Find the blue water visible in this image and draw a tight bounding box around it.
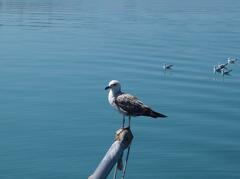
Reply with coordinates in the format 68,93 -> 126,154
1,0 -> 240,178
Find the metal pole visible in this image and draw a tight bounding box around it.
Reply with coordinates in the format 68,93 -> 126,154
89,128 -> 133,179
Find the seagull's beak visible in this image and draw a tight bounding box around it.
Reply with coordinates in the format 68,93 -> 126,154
105,86 -> 110,90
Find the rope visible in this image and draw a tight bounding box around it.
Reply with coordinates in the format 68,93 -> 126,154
122,120 -> 132,179
112,162 -> 118,179
121,144 -> 131,179
113,126 -> 133,179
112,143 -> 131,179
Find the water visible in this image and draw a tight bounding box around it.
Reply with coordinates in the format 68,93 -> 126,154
1,0 -> 240,178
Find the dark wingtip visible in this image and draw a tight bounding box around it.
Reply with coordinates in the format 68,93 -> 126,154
142,108 -> 167,118
158,113 -> 167,118
149,110 -> 167,118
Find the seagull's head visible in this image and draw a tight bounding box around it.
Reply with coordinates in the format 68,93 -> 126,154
105,80 -> 121,94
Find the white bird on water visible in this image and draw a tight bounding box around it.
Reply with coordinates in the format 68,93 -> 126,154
227,57 -> 238,64
213,63 -> 228,74
105,80 -> 167,128
163,64 -> 173,70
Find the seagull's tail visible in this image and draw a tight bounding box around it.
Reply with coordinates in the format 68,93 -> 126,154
143,108 -> 167,118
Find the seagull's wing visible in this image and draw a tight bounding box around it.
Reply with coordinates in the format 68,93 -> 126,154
115,93 -> 147,116
115,93 -> 167,118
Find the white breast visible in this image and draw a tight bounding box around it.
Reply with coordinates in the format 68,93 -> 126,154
108,90 -> 118,110
108,91 -> 114,104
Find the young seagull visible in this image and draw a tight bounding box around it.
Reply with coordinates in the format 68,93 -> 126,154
105,80 -> 167,128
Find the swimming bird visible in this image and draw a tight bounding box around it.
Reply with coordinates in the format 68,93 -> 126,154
105,80 -> 167,128
163,64 -> 173,70
227,57 -> 238,64
214,62 -> 228,74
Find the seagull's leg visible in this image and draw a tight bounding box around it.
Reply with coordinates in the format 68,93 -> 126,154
128,116 -> 131,128
122,115 -> 125,128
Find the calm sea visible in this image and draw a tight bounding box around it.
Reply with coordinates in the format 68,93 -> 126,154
0,0 -> 240,178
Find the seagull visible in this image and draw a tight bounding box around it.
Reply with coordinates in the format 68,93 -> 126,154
214,62 -> 228,74
227,57 -> 238,64
105,80 -> 167,128
163,64 -> 173,70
